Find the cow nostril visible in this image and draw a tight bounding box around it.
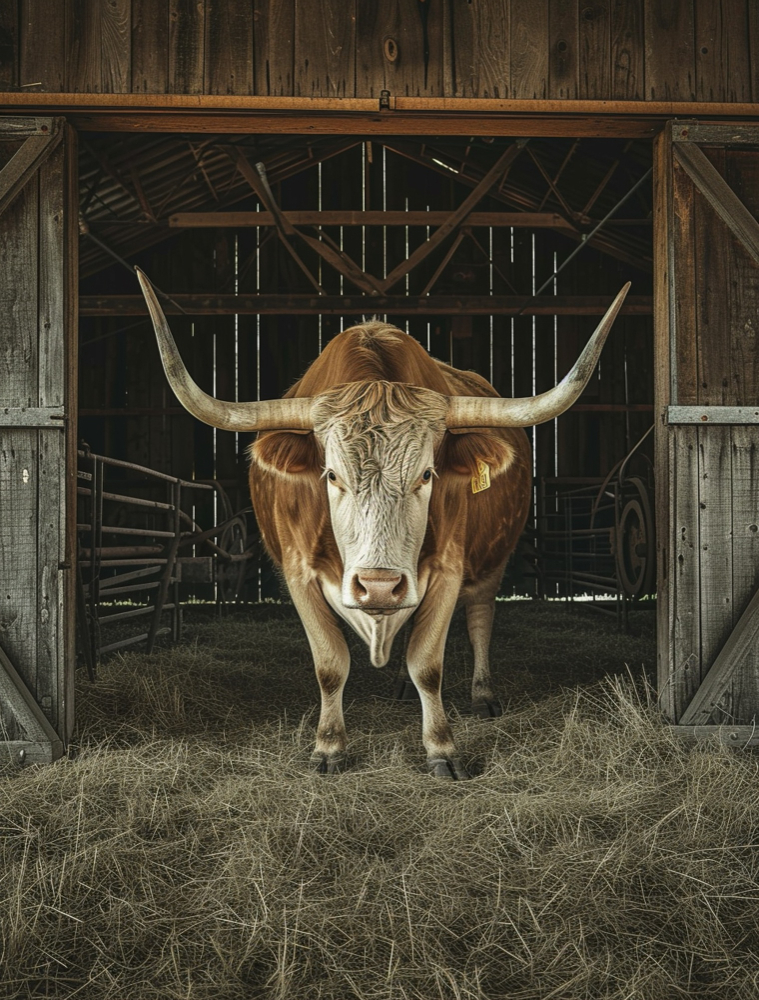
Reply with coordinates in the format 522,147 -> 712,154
392,576 -> 408,601
351,575 -> 368,601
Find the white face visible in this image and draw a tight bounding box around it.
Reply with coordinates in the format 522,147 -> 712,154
320,426 -> 438,611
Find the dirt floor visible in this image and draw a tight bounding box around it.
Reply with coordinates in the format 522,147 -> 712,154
3,599 -> 759,999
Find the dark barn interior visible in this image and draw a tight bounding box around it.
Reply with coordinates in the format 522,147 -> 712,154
76,130 -> 655,616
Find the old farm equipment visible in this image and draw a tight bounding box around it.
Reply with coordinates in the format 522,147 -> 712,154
535,428 -> 655,624
76,448 -> 255,675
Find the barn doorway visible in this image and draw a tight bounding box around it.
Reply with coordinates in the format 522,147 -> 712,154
75,131 -> 654,649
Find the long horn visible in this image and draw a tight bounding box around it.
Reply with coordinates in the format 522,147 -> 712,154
446,282 -> 631,428
135,268 -> 313,432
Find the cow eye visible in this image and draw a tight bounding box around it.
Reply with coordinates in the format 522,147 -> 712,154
327,470 -> 337,483
422,469 -> 432,482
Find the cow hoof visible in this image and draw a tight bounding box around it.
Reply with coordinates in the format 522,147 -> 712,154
472,698 -> 503,720
394,678 -> 418,702
310,751 -> 347,775
426,756 -> 471,780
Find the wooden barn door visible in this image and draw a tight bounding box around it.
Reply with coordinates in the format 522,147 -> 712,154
655,121 -> 759,738
0,117 -> 77,763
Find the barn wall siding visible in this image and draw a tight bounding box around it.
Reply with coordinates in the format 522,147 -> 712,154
6,0 -> 758,102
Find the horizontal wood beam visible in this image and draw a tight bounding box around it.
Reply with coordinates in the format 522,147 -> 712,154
167,210 -> 576,230
79,403 -> 654,416
2,96 -> 759,139
80,294 -> 653,317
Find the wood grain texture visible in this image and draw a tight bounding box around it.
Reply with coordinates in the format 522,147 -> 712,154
548,0 -> 578,100
697,426 -> 734,682
644,0 -> 695,100
671,425 -> 701,719
19,0 -> 68,91
169,0 -> 205,94
695,0 -> 750,102
253,0 -> 294,95
610,0 -> 643,99
751,0 -> 759,102
450,0 -> 510,98
295,0 -> 355,98
131,0 -> 170,93
510,0 -> 549,98
0,0 -> 17,89
356,0 -> 446,98
728,155 -> 759,407
205,0 -> 253,95
579,1 -> 611,99
653,129 -> 673,717
67,0 -> 131,93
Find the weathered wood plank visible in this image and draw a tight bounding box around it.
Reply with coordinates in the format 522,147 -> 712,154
0,126 -> 62,217
670,156 -> 697,406
1,167 -> 38,407
295,0 -> 355,98
169,209 -> 577,229
724,426 -> 759,723
751,1 -> 759,103
450,0 -> 510,98
668,406 -> 759,424
695,0 -> 751,102
670,425 -> 701,721
510,0 -> 549,98
168,0 -> 205,94
579,1 -> 611,100
671,724 -> 759,747
253,0 -> 294,96
0,644 -> 63,760
131,0 -> 170,93
205,0 -> 253,95
644,0 -> 695,100
356,0 -> 447,98
675,141 -> 759,274
610,0 -> 644,99
67,0 -> 131,93
727,154 -> 759,407
19,0 -> 68,91
697,425 -> 734,688
548,0 -> 578,100
0,0 -> 18,89
78,292 -> 653,316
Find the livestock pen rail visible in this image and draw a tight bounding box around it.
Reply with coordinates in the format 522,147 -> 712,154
76,449 -> 255,676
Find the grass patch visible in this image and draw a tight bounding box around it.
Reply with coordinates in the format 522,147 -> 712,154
2,602 -> 758,998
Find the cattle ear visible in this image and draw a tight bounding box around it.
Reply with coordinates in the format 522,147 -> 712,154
250,431 -> 320,477
436,431 -> 515,479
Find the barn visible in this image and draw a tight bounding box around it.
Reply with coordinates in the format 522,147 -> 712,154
1,3 -> 759,997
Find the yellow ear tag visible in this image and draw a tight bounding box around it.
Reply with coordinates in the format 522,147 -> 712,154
471,459 -> 491,494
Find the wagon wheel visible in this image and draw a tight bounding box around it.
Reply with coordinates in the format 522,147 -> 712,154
216,516 -> 247,603
614,477 -> 655,599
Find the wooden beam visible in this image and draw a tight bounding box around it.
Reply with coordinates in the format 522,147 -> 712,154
679,586 -> 759,726
379,140 -> 529,292
0,121 -> 62,216
79,403 -> 654,416
79,293 -> 653,317
0,644 -> 64,765
168,210 -> 576,229
673,140 -> 759,270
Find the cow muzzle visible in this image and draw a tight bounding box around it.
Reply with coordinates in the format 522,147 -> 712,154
344,568 -> 417,612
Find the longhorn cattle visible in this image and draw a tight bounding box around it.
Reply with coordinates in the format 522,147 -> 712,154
137,269 -> 629,779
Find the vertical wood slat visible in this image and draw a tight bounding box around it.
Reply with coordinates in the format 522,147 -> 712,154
0,0 -> 18,88
579,1 -> 611,99
295,0 -> 355,98
205,0 -> 253,95
132,0 -> 170,93
695,0 -> 751,102
750,0 -> 759,103
450,0 -> 510,98
670,424 -> 701,718
19,0 -> 68,91
169,0 -> 205,94
644,0 -> 695,100
725,153 -> 759,405
356,0 -> 448,98
610,0 -> 644,99
510,0 -> 549,98
253,0 -> 294,96
68,0 -> 131,93
726,426 -> 759,722
697,426 -> 733,684
548,0 -> 578,100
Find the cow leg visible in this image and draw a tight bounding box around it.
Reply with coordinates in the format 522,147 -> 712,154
466,601 -> 503,719
406,579 -> 469,780
393,618 -> 417,702
288,578 -> 351,773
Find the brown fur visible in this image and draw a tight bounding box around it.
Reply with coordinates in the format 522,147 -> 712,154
249,323 -> 532,599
